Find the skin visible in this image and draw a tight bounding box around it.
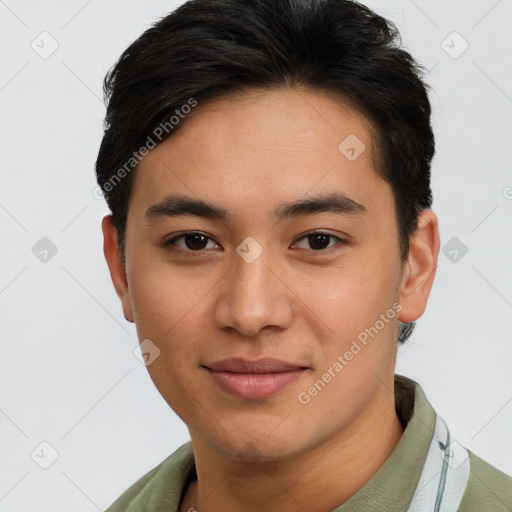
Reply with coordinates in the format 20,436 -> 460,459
102,86 -> 440,512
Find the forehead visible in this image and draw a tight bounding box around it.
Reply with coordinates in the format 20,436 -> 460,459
128,86 -> 391,223
161,86 -> 378,160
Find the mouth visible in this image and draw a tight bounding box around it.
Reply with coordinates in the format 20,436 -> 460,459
203,357 -> 309,400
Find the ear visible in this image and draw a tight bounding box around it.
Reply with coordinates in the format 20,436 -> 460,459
398,209 -> 440,323
101,215 -> 134,323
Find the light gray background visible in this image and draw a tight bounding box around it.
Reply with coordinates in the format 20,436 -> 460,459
1,0 -> 511,510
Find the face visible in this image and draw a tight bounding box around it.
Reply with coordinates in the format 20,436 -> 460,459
103,86 -> 436,462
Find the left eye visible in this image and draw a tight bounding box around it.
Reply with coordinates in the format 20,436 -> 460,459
293,232 -> 343,251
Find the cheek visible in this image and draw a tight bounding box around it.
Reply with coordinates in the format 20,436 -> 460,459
294,258 -> 401,430
128,268 -> 208,416
127,251 -> 201,334
291,248 -> 400,335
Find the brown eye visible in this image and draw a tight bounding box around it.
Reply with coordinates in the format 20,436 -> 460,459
293,232 -> 344,251
164,232 -> 220,252
183,233 -> 208,250
308,233 -> 330,250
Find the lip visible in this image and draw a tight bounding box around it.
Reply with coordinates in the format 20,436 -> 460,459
204,357 -> 308,400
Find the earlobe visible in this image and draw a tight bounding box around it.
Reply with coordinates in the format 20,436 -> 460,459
101,215 -> 135,323
397,209 -> 440,323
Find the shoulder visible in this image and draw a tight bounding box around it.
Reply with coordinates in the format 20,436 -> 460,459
458,450 -> 512,511
105,441 -> 195,512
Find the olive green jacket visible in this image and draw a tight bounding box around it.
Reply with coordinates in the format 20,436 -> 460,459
106,376 -> 512,511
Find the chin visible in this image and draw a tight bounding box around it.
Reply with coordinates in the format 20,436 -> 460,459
214,432 -> 308,464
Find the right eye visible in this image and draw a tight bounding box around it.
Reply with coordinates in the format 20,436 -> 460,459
162,231 -> 221,254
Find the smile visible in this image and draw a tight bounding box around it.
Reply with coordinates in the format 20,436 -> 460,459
203,357 -> 308,400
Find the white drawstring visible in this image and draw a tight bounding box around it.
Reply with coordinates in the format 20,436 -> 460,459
407,414 -> 470,512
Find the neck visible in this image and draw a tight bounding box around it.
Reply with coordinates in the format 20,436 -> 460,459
180,383 -> 404,512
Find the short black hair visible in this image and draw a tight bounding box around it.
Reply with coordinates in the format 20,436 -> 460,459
95,0 -> 434,343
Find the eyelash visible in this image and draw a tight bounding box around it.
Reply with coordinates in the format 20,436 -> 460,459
162,231 -> 346,255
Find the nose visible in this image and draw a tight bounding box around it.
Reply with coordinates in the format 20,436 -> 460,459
213,241 -> 293,338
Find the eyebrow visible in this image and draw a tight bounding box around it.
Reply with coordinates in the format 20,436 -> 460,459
143,192 -> 367,223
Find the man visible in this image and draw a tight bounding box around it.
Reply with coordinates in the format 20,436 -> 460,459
96,0 -> 512,510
